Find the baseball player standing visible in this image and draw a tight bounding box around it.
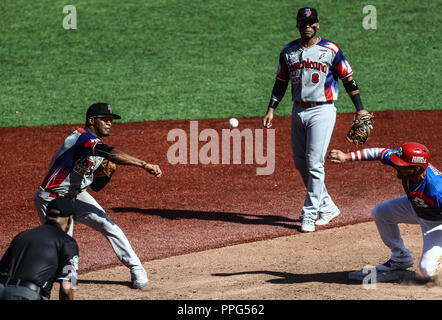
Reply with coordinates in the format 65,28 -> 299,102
328,143 -> 442,278
263,7 -> 372,232
34,102 -> 162,289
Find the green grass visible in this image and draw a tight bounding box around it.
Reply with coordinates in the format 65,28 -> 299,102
0,0 -> 441,127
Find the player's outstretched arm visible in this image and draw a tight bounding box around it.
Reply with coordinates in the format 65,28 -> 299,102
328,149 -> 351,164
107,148 -> 162,178
329,147 -> 384,164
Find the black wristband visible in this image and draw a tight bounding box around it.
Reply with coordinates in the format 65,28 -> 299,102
268,96 -> 280,109
344,79 -> 359,92
350,93 -> 364,111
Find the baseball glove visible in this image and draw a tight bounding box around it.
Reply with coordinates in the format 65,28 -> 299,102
90,159 -> 117,192
346,112 -> 374,146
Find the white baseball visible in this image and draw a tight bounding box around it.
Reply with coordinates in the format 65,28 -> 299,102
228,118 -> 239,128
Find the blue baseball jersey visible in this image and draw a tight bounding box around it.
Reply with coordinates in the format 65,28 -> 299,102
40,128 -> 105,196
380,148 -> 442,221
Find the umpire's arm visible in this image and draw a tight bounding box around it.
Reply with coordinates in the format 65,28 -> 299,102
59,280 -> 74,300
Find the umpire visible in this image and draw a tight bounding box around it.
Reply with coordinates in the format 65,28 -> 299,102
0,197 -> 79,300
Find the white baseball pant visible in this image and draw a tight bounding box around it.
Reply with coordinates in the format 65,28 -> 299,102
372,195 -> 442,277
291,102 -> 339,220
34,187 -> 145,273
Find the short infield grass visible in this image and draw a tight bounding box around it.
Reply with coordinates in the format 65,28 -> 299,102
0,0 -> 440,127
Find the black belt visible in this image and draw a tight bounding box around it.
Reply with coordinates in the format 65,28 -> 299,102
0,275 -> 48,298
295,101 -> 332,108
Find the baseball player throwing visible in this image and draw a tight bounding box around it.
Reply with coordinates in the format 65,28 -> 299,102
329,143 -> 442,278
34,102 -> 162,289
263,7 -> 372,232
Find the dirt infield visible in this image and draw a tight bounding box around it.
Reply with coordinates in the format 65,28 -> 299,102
62,222 -> 442,300
0,110 -> 441,300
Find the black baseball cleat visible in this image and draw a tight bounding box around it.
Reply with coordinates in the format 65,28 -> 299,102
376,259 -> 413,272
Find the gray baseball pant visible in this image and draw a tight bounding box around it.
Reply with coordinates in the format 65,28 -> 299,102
291,102 -> 339,221
372,195 -> 442,277
34,187 -> 144,273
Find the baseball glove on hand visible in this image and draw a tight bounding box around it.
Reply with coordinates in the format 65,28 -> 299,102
90,159 -> 117,192
346,112 -> 374,146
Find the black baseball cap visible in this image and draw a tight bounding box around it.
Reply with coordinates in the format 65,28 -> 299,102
47,197 -> 74,218
86,102 -> 121,120
297,7 -> 318,22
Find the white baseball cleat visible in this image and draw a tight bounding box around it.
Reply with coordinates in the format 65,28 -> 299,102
376,259 -> 413,272
315,208 -> 341,226
131,269 -> 149,289
301,218 -> 315,232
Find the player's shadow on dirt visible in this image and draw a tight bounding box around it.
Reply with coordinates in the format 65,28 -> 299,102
78,279 -> 132,288
111,207 -> 302,230
212,270 -> 361,285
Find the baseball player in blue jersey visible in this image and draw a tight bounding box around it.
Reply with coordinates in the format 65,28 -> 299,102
34,103 -> 162,289
263,7 -> 372,232
329,143 -> 442,279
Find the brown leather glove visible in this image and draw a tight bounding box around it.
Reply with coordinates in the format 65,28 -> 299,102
346,112 -> 374,146
90,159 -> 116,192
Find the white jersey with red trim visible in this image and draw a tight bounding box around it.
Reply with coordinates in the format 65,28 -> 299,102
276,38 -> 353,102
40,128 -> 104,196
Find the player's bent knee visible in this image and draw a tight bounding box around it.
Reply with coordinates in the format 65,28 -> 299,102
371,206 -> 379,220
371,204 -> 386,221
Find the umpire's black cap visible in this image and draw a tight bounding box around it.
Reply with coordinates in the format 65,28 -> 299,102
297,7 -> 318,22
86,102 -> 121,120
47,197 -> 74,218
